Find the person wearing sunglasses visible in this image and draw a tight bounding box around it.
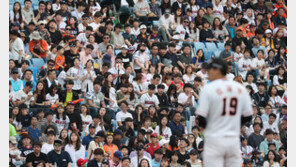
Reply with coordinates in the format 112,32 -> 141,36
47,139 -> 73,167
175,17 -> 191,47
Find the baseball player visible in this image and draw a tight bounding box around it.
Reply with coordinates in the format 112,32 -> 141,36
196,58 -> 253,167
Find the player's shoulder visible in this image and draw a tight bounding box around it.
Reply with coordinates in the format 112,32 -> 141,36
205,79 -> 247,91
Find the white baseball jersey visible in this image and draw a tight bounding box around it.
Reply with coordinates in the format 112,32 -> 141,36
196,78 -> 253,138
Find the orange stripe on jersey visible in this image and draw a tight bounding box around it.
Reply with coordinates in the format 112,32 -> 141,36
227,86 -> 232,92
238,88 -> 242,94
216,89 -> 223,95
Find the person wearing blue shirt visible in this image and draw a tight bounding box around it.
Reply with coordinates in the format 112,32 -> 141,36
82,123 -> 96,150
22,69 -> 36,92
27,116 -> 41,142
152,149 -> 163,167
259,129 -> 279,155
169,112 -> 185,136
10,68 -> 23,92
47,139 -> 73,167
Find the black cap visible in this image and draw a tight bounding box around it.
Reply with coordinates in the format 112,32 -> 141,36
54,139 -> 63,145
95,130 -> 105,138
89,123 -> 96,129
11,68 -> 19,74
154,149 -> 163,155
205,58 -> 228,75
114,129 -> 124,136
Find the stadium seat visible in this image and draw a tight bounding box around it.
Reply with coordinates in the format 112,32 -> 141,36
193,42 -> 206,53
205,42 -> 218,52
115,50 -> 121,56
28,66 -> 38,81
204,50 -> 212,62
152,21 -> 159,26
213,50 -> 222,58
217,42 -> 225,51
31,58 -> 45,71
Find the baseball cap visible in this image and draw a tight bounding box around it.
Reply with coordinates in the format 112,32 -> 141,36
159,139 -> 170,147
76,159 -> 87,167
265,29 -> 272,34
122,45 -> 128,50
114,129 -> 124,136
95,131 -> 105,138
114,151 -> 124,159
89,123 -> 96,129
11,22 -> 20,27
9,136 -> 17,145
154,149 -> 163,155
150,133 -> 158,138
102,54 -> 112,63
140,24 -> 147,29
19,103 -> 28,110
53,139 -> 63,146
205,58 -> 228,74
11,68 -> 19,74
38,20 -> 47,25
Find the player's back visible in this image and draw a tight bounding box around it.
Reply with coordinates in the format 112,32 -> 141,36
197,78 -> 252,138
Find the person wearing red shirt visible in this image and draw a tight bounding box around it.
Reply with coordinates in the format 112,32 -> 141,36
145,133 -> 160,157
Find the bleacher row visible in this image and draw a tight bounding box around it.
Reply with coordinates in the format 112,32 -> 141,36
9,0 -> 51,10
10,41 -> 228,82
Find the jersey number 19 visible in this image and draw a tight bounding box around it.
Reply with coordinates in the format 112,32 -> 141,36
221,97 -> 238,116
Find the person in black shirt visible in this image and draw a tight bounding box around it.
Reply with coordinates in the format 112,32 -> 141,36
176,138 -> 190,164
33,1 -> 48,22
155,84 -> 169,108
55,1 -> 72,20
94,26 -> 106,44
66,102 -> 83,132
199,21 -> 217,42
64,41 -> 80,69
232,29 -> 251,51
252,82 -> 271,107
26,141 -> 49,167
47,20 -> 62,45
47,139 -> 72,167
116,45 -> 133,69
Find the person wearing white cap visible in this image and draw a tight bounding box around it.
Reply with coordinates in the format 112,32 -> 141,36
261,29 -> 275,51
29,31 -> 48,59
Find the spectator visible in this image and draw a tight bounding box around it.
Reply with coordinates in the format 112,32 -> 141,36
47,139 -> 73,166
26,141 -> 49,166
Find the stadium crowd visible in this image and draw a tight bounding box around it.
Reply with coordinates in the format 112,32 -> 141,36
8,0 -> 287,166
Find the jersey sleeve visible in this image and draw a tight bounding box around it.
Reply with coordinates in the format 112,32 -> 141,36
241,87 -> 253,117
196,87 -> 210,117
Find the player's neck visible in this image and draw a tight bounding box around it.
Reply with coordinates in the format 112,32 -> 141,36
213,76 -> 226,81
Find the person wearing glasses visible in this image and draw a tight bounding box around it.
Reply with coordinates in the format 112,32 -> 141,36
47,139 -> 73,167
